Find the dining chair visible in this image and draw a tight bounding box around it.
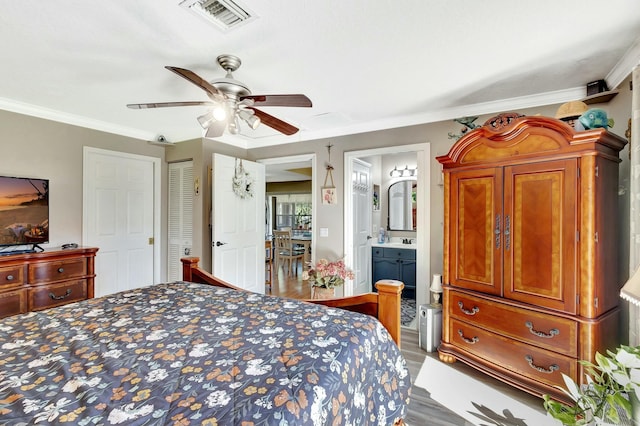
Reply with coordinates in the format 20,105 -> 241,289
273,229 -> 305,276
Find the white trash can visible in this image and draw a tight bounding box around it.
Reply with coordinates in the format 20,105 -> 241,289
418,304 -> 442,352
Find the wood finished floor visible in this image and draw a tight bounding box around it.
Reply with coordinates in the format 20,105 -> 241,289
268,263 -> 546,425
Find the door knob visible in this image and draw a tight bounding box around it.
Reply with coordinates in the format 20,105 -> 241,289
366,235 -> 372,240
215,241 -> 227,247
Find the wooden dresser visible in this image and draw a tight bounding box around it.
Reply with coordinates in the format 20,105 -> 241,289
436,113 -> 627,401
0,247 -> 98,318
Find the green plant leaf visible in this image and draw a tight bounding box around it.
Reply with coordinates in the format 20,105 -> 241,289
562,374 -> 582,401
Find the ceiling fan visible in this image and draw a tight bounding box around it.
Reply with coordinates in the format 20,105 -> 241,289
127,54 -> 312,138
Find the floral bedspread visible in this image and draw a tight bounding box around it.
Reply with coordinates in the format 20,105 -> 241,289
0,282 -> 411,425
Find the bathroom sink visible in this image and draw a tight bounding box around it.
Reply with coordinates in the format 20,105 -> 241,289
371,242 -> 416,249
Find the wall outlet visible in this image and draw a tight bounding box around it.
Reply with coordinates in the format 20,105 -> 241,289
320,228 -> 329,237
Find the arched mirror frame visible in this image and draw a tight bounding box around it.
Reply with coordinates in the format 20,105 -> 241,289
387,178 -> 417,231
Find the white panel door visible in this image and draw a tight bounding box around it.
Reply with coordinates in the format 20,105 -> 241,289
83,148 -> 158,297
212,154 -> 265,293
352,159 -> 372,295
168,161 -> 193,281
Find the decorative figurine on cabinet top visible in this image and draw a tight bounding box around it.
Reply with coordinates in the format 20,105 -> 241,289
576,108 -> 615,130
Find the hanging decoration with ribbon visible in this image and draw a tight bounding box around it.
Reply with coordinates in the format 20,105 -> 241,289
232,158 -> 254,199
322,143 -> 337,205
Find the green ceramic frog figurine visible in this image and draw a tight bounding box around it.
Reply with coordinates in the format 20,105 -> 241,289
577,108 -> 614,130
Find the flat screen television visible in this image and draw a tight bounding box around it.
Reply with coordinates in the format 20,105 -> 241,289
0,176 -> 49,252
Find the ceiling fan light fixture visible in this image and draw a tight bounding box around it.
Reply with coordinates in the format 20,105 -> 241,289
197,110 -> 216,129
239,109 -> 260,130
228,115 -> 241,134
212,105 -> 227,121
246,114 -> 260,130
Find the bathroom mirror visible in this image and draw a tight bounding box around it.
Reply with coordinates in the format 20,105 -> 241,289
388,179 -> 417,231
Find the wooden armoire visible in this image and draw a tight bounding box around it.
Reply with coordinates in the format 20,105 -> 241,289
436,113 -> 627,401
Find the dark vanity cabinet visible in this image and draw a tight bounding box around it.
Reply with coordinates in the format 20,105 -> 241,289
372,247 -> 416,298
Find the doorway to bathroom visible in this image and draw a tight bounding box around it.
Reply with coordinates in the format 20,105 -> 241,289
343,143 -> 430,329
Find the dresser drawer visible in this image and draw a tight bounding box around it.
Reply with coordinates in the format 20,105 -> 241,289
450,318 -> 577,389
28,258 -> 87,284
0,265 -> 25,288
0,288 -> 27,318
28,280 -> 88,311
449,291 -> 578,357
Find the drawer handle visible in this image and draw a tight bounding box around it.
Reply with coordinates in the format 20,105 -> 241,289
49,289 -> 72,300
525,321 -> 559,339
525,355 -> 559,374
6,274 -> 13,281
57,267 -> 65,273
495,214 -> 501,249
457,301 -> 479,316
457,329 -> 479,344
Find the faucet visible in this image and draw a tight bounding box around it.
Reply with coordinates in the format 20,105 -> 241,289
402,238 -> 413,244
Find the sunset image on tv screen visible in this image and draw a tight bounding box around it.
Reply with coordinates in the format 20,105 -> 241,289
0,177 -> 49,246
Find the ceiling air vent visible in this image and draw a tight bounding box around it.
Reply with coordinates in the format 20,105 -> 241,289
179,0 -> 257,32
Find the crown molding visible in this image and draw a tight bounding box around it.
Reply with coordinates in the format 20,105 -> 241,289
0,97 -> 156,141
607,35 -> 640,89
246,86 -> 586,148
0,79 -> 623,150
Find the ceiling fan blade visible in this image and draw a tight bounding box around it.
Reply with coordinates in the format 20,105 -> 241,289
127,101 -> 213,109
249,107 -> 299,135
204,120 -> 226,138
165,66 -> 222,97
241,94 -> 312,108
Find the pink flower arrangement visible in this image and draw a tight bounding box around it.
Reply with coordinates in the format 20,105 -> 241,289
303,258 -> 355,289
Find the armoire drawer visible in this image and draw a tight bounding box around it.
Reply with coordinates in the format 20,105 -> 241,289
28,258 -> 87,284
450,318 -> 577,389
28,280 -> 88,311
0,265 -> 25,288
449,291 -> 578,357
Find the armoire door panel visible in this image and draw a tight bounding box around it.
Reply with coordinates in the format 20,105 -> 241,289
503,160 -> 577,313
450,168 -> 502,295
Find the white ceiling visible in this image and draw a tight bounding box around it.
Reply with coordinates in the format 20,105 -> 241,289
1,1 -> 639,149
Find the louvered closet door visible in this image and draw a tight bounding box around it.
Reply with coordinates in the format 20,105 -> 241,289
503,159 -> 578,313
449,167 -> 503,295
168,161 -> 194,281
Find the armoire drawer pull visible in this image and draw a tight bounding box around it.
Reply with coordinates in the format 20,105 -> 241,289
457,329 -> 479,344
504,215 -> 511,251
58,267 -> 64,273
6,274 -> 13,281
49,289 -> 72,300
524,355 -> 558,374
494,214 -> 501,249
457,301 -> 479,315
525,321 -> 559,338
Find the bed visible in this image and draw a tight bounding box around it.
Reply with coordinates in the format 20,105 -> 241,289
0,257 -> 411,425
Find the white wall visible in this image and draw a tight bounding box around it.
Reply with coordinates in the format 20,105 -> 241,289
0,109 -> 167,264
